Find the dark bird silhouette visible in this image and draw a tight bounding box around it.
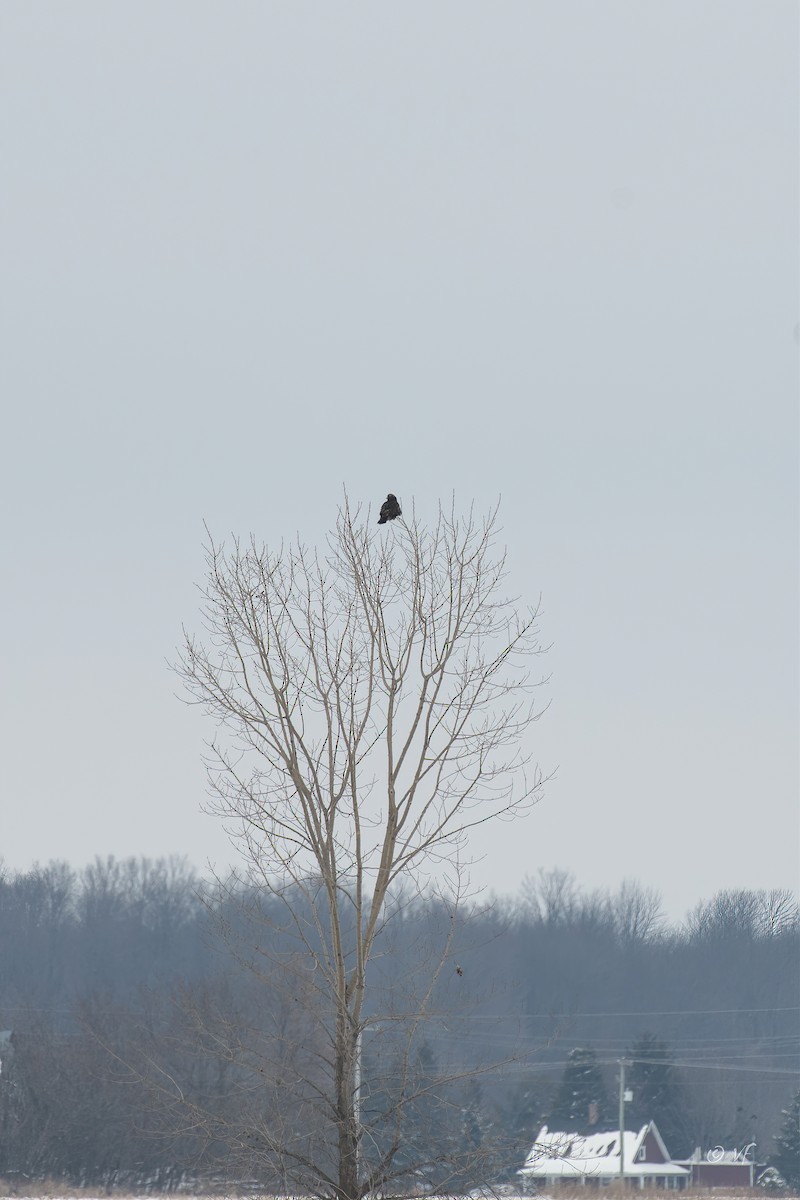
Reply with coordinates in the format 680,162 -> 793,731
455,965 -> 464,977
378,493 -> 402,524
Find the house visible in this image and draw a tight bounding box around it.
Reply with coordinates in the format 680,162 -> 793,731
518,1122 -> 690,1190
675,1146 -> 759,1188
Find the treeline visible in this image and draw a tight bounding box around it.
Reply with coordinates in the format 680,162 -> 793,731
0,857 -> 797,1189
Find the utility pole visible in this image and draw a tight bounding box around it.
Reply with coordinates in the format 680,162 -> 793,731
618,1058 -> 628,1188
354,1024 -> 363,1193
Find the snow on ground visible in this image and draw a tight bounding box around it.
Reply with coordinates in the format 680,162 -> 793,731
8,1193 -> 792,1200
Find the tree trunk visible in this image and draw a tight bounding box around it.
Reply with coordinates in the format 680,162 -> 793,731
335,1012 -> 359,1200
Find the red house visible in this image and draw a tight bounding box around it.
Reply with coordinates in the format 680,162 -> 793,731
675,1145 -> 758,1188
519,1121 -> 689,1189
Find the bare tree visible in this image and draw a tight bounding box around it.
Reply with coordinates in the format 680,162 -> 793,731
756,888 -> 799,938
175,496 -> 550,1200
520,868 -> 579,926
685,888 -> 799,943
611,879 -> 665,945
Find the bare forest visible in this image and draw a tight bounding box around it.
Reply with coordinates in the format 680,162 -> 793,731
0,856 -> 796,1190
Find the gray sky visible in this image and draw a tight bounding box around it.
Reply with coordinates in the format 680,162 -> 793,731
1,2 -> 797,921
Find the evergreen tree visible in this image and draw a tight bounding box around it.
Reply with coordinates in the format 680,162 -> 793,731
548,1048 -> 611,1131
626,1033 -> 690,1157
495,1076 -> 546,1172
361,1037 -> 443,1185
770,1090 -> 800,1190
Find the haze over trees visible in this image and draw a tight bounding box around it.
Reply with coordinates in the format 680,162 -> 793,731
0,858 -> 796,1190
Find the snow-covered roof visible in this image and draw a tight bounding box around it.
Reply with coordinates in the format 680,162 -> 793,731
519,1124 -> 689,1179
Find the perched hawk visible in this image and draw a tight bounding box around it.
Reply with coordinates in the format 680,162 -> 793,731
378,493 -> 402,524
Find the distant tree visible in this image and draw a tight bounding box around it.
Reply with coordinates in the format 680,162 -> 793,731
770,1090 -> 800,1190
758,891 -> 799,938
548,1048 -> 611,1130
611,881 -> 664,945
0,1016 -> 180,1187
456,1079 -> 491,1174
626,1034 -> 690,1156
521,869 -> 580,926
492,1075 -> 546,1175
686,889 -> 799,943
364,1038 -> 442,1186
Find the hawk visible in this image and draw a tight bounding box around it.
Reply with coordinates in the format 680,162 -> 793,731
378,493 -> 402,524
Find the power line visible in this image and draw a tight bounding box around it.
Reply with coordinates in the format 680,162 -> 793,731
517,1006 -> 800,1018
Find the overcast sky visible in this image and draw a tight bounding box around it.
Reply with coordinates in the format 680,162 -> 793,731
1,2 -> 797,920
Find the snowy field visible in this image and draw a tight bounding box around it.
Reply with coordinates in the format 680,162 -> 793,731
4,1192 -> 790,1200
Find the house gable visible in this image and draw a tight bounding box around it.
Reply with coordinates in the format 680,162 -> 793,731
520,1121 -> 688,1187
635,1123 -> 671,1165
